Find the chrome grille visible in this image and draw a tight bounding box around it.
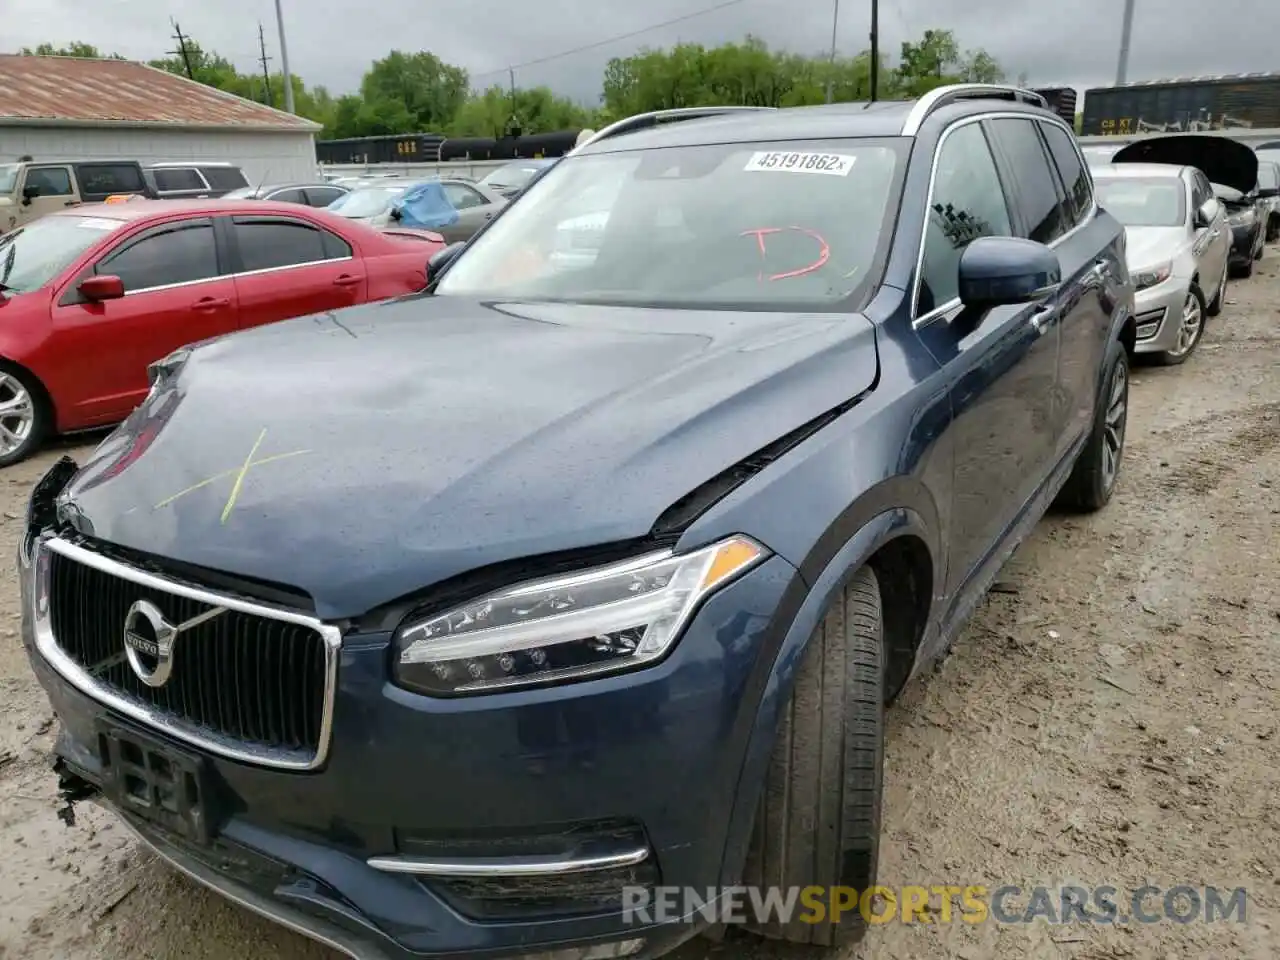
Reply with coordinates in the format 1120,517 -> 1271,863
34,538 -> 340,770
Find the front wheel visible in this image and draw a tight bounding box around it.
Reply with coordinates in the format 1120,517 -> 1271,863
0,363 -> 50,468
740,565 -> 885,947
1056,341 -> 1128,512
1153,285 -> 1206,366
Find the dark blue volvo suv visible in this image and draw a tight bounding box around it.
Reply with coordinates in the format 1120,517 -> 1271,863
20,85 -> 1135,959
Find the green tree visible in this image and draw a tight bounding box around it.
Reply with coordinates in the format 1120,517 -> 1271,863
21,41 -> 124,59
450,85 -> 595,138
357,51 -> 470,133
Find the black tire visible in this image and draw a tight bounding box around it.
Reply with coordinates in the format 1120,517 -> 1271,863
1152,284 -> 1206,366
1236,257 -> 1254,279
741,566 -> 885,947
0,361 -> 51,468
1205,264 -> 1227,317
1268,215 -> 1280,243
1057,341 -> 1128,512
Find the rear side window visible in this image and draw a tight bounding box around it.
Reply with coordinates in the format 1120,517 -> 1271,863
1040,122 -> 1092,225
265,188 -> 306,205
97,220 -> 219,292
1259,163 -> 1279,190
232,218 -> 351,272
442,182 -> 487,210
986,118 -> 1070,245
200,166 -> 249,190
917,122 -> 1013,315
152,168 -> 207,192
304,186 -> 346,207
77,164 -> 146,197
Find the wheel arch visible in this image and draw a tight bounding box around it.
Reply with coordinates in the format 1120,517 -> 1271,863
714,505 -> 938,887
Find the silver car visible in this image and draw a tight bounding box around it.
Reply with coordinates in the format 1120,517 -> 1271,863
1092,162 -> 1231,365
1257,159 -> 1280,242
328,177 -> 507,243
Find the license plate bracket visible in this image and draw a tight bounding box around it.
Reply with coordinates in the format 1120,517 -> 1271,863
96,719 -> 217,845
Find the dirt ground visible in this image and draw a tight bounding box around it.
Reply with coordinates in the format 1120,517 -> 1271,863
1,250 -> 1277,960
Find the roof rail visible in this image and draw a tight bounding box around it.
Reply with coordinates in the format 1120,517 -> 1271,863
572,106 -> 778,152
900,84 -> 1050,136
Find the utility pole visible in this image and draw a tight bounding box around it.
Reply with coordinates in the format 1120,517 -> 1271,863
869,0 -> 880,101
257,23 -> 274,108
1115,0 -> 1136,85
824,0 -> 840,104
170,19 -> 195,81
273,0 -> 295,114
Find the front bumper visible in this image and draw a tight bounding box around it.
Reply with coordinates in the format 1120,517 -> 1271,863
21,533 -> 800,960
1130,277 -> 1191,354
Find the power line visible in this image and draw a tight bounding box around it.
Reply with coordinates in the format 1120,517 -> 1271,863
468,0 -> 749,82
257,23 -> 274,108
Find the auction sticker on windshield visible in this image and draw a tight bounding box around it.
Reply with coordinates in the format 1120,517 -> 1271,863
744,152 -> 857,176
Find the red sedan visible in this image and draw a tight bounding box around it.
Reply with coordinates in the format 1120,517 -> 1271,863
0,200 -> 444,465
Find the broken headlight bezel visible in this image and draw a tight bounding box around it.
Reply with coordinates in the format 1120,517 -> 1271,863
392,535 -> 768,696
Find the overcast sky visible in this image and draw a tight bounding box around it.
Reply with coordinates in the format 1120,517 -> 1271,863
7,0 -> 1280,103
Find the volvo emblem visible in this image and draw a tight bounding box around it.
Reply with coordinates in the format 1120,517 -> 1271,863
123,599 -> 228,688
123,600 -> 176,687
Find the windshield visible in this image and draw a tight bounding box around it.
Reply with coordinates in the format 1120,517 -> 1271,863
327,184 -> 412,218
0,215 -> 123,294
1257,163 -> 1279,190
1095,177 -> 1186,227
480,163 -> 547,191
436,139 -> 906,309
0,164 -> 17,194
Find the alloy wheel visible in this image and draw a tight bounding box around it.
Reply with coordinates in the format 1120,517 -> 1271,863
1167,292 -> 1203,358
0,374 -> 34,457
1100,360 -> 1127,492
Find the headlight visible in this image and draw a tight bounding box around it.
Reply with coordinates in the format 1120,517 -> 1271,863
1132,264 -> 1171,290
394,535 -> 768,695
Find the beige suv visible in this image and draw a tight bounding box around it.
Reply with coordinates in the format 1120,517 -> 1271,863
0,159 -> 153,233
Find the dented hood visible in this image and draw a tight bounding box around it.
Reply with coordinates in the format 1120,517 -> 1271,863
57,296 -> 878,618
1112,134 -> 1259,194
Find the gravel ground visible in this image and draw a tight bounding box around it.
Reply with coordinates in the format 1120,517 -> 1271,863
1,249 -> 1277,960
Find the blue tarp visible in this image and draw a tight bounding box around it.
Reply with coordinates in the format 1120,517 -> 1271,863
393,181 -> 459,230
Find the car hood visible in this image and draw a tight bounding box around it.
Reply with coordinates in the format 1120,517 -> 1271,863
1124,226 -> 1186,268
57,297 -> 879,618
1112,135 -> 1258,194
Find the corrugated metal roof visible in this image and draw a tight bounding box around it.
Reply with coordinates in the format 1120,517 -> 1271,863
0,55 -> 320,131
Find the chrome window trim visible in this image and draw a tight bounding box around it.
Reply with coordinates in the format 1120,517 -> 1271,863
911,112 -> 1099,330
367,846 -> 650,878
121,256 -> 354,297
31,535 -> 342,771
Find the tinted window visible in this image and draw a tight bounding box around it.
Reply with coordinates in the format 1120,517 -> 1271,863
200,166 -> 249,190
98,221 -> 218,291
77,164 -> 145,196
917,122 -> 1013,314
1040,122 -> 1091,224
152,168 -> 206,192
304,186 -> 346,207
442,182 -> 486,210
266,188 -> 306,204
26,167 -> 73,196
987,118 -> 1069,244
233,219 -> 348,271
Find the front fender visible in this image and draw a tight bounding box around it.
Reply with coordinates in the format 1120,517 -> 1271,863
713,506 -> 931,887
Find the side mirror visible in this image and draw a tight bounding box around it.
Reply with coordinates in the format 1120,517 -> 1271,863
1194,201 -> 1216,229
389,206 -> 403,221
78,274 -> 125,302
957,236 -> 1061,309
1256,187 -> 1279,200
21,185 -> 40,205
426,242 -> 466,283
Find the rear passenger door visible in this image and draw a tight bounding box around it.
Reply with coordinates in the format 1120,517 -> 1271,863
439,182 -> 497,241
912,119 -> 1062,599
1023,118 -> 1116,459
226,215 -> 367,329
1191,170 -> 1230,290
